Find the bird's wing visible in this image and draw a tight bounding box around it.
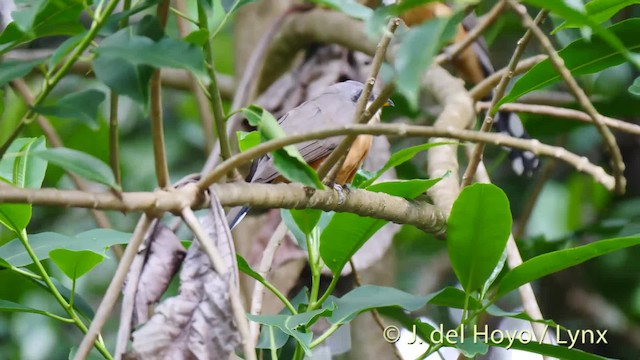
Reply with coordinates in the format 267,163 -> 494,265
250,95 -> 352,183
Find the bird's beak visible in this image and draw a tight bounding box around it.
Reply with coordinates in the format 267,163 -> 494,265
384,99 -> 395,107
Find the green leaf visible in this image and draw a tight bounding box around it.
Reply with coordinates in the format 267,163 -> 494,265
242,105 -> 323,189
629,76 -> 640,96
48,32 -> 85,69
247,306 -> 334,355
0,137 -> 47,233
360,142 -> 455,187
236,254 -> 264,283
320,179 -> 441,274
395,13 -> 461,108
0,229 -> 131,267
0,58 -> 45,87
236,131 -> 261,152
33,89 -> 106,128
499,19 -> 640,107
0,0 -> 85,54
556,0 -> 640,30
93,35 -> 206,76
447,184 -> 512,293
427,287 -> 481,310
12,136 -> 47,189
290,209 -> 322,235
489,338 -> 608,360
33,148 -> 120,190
327,285 -> 429,324
49,249 -> 105,280
312,0 -> 373,20
0,204 -> 31,235
496,235 -> 640,298
0,299 -> 69,321
184,29 -> 210,46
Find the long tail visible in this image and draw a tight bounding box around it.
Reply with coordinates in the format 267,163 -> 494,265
226,206 -> 249,230
470,39 -> 540,176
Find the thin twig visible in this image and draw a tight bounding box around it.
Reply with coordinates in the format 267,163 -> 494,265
195,123 -> 615,191
109,93 -> 122,187
197,3 -> 234,168
249,220 -> 289,344
316,18 -> 400,181
477,102 -> 640,136
508,0 -> 626,194
461,10 -> 547,187
469,55 -> 547,100
434,0 -> 507,65
73,215 -> 154,360
175,0 -> 216,153
181,208 -> 256,360
148,0 -> 171,189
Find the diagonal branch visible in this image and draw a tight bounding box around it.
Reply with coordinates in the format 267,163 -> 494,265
461,10 -> 547,187
508,0 -> 626,194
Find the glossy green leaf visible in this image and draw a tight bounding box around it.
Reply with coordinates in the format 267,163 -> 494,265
489,339 -> 608,360
290,209 -> 322,235
312,0 -> 373,20
0,229 -> 131,267
11,136 -> 47,189
395,13 -> 461,108
242,105 -> 323,189
327,285 -> 429,324
0,137 -> 47,233
629,76 -> 640,96
93,35 -> 206,76
0,0 -> 85,54
496,235 -> 640,297
236,130 -> 261,152
427,287 -> 481,310
556,0 -> 640,30
236,254 -> 264,283
247,306 -> 334,354
360,142 -> 454,187
255,289 -> 309,350
320,178 -> 441,274
499,19 -> 640,107
34,89 -> 106,128
0,58 -> 45,87
447,184 -> 512,293
184,29 -> 209,46
33,148 -> 120,190
49,249 -> 105,280
93,17 -> 160,107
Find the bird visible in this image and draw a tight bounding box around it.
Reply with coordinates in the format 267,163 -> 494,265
227,80 -> 393,229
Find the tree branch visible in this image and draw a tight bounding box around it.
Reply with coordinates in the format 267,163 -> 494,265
508,0 -> 626,194
461,10 -> 547,187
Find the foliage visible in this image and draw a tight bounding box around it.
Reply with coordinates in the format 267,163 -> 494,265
0,0 -> 639,359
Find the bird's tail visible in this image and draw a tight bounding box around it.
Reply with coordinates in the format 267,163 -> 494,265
469,39 -> 540,176
226,206 -> 249,230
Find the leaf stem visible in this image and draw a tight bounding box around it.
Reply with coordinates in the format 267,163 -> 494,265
17,230 -> 113,359
197,3 -> 235,168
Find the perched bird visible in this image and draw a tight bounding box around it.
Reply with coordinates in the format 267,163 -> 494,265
227,80 -> 393,229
